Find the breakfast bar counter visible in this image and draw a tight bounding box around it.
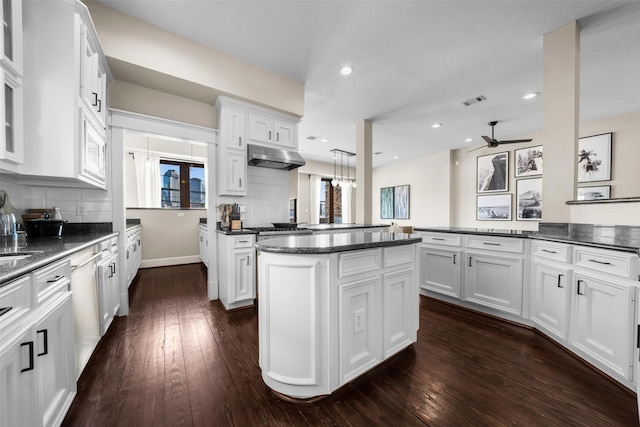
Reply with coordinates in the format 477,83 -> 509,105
256,232 -> 422,399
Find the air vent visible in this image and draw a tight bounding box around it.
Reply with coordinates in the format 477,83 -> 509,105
462,95 -> 487,107
374,152 -> 383,155
306,136 -> 318,140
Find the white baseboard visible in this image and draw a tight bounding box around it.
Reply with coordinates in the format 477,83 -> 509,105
140,255 -> 202,269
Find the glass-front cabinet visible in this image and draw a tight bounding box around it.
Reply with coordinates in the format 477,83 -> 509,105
0,0 -> 22,166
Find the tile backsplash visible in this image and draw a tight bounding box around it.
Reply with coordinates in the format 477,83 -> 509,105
217,166 -> 290,227
0,174 -> 113,223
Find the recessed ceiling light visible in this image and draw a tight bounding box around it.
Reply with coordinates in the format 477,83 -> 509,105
393,156 -> 400,159
465,138 -> 473,142
523,92 -> 540,100
320,138 -> 329,143
340,65 -> 354,76
432,123 -> 442,128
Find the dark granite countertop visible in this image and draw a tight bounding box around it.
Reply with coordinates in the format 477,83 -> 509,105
255,231 -> 422,254
414,224 -> 640,255
0,232 -> 117,287
304,223 -> 389,231
215,228 -> 257,236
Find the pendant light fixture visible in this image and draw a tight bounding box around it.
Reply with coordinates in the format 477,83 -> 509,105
331,153 -> 338,187
330,148 -> 356,188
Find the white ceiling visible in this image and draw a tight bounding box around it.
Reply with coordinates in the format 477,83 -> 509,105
95,0 -> 640,167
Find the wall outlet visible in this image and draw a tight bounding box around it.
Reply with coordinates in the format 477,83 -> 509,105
76,203 -> 87,216
353,308 -> 365,333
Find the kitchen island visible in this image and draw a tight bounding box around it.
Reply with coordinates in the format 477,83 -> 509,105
255,231 -> 422,399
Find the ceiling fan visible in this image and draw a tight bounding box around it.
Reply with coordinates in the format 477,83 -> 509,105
467,121 -> 532,152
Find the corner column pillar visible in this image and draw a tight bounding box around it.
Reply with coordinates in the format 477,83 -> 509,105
356,120 -> 372,224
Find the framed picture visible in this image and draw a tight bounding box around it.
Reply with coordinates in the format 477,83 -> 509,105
516,177 -> 542,221
577,185 -> 611,201
515,145 -> 543,177
394,185 -> 410,219
578,133 -> 612,182
380,187 -> 394,219
477,151 -> 509,193
477,194 -> 511,221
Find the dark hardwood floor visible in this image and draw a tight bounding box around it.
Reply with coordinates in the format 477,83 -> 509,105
62,264 -> 638,426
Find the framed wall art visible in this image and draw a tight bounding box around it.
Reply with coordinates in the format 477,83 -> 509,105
577,185 -> 611,201
477,151 -> 509,193
380,187 -> 394,219
516,177 -> 542,221
515,145 -> 543,177
477,194 -> 511,221
578,133 -> 612,183
394,185 -> 410,219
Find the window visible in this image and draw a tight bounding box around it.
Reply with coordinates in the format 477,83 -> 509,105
319,178 -> 342,223
159,160 -> 205,208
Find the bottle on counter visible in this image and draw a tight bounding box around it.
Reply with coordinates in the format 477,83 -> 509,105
52,207 -> 63,220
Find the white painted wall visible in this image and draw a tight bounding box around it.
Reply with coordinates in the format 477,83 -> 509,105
372,150 -> 451,228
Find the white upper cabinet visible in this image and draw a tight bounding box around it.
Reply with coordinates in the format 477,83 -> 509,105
247,111 -> 297,148
20,0 -> 111,189
0,0 -> 23,167
0,0 -> 22,76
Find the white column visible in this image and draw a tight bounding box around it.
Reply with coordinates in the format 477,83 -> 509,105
356,120 -> 372,224
542,21 -> 579,222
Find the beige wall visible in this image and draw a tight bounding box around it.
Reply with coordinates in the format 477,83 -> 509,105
372,150 -> 451,228
85,0 -> 304,117
449,111 -> 640,229
110,81 -> 217,129
127,208 -> 204,267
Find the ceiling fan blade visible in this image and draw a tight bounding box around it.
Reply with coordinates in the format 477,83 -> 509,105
481,135 -> 494,144
466,144 -> 487,153
497,139 -> 533,144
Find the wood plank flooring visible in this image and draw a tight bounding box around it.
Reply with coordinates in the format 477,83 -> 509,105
62,264 -> 638,426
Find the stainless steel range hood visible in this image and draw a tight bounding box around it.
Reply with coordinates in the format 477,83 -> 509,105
247,144 -> 305,170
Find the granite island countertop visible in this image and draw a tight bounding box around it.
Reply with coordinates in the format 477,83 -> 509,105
0,232 -> 117,287
414,224 -> 640,256
255,231 -> 421,254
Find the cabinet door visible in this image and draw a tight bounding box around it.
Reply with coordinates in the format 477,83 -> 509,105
247,111 -> 273,143
419,246 -> 461,298
531,261 -> 571,342
34,294 -> 76,427
571,272 -> 634,380
273,119 -> 296,147
0,70 -> 23,164
382,269 -> 416,358
339,276 -> 381,384
0,327 -> 38,427
80,111 -> 107,188
0,0 -> 23,75
465,252 -> 523,316
221,150 -> 246,196
97,258 -> 113,335
232,250 -> 255,302
109,257 -> 120,318
225,107 -> 245,149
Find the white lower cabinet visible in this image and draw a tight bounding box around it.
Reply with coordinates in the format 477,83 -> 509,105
0,326 -> 38,427
198,224 -> 208,267
217,233 -> 256,310
419,246 -> 461,298
531,261 -> 571,342
382,268 -> 415,358
464,251 -> 523,316
571,271 -> 635,381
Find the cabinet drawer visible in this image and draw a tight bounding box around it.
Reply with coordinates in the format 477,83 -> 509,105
418,232 -> 461,247
573,247 -> 638,279
233,235 -> 255,248
33,258 -> 72,305
0,276 -> 31,332
465,235 -> 524,254
384,245 -> 415,268
531,240 -> 572,263
339,249 -> 381,279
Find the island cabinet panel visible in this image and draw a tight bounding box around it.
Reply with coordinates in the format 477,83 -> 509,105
464,252 -> 523,316
339,276 -> 381,384
571,271 -> 635,381
531,261 -> 571,342
339,249 -> 381,278
260,255 -> 328,397
382,269 -> 416,358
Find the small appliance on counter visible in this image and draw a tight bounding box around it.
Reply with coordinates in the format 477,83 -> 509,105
218,203 -> 242,230
22,206 -> 66,237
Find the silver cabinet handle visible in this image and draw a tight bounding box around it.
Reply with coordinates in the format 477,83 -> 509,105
72,252 -> 101,270
238,136 -> 242,146
276,132 -> 280,142
542,249 -> 557,254
268,130 -> 272,140
589,259 -> 612,266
